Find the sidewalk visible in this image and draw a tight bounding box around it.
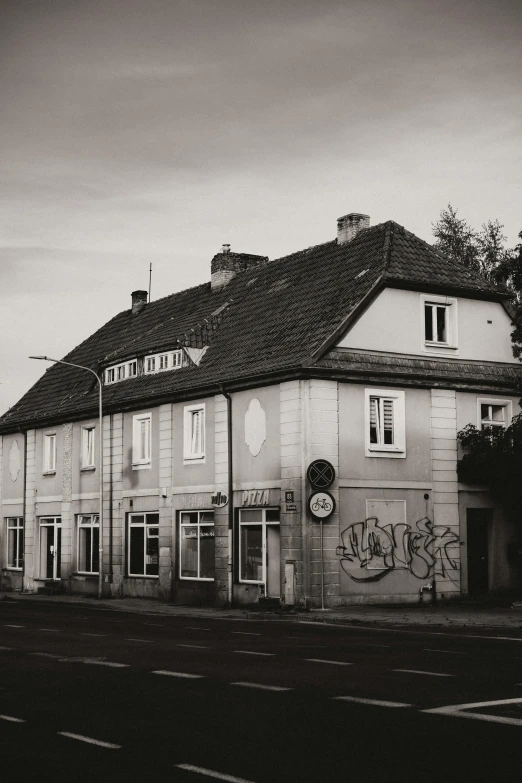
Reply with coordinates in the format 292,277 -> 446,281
2,591 -> 522,629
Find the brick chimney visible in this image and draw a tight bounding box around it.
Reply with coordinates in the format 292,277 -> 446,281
211,244 -> 268,290
131,290 -> 148,314
337,213 -> 370,244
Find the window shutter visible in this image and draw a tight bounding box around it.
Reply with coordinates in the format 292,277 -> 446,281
383,399 -> 394,445
369,396 -> 379,444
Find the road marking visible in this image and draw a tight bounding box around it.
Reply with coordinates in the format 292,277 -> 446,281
231,682 -> 291,692
0,714 -> 25,723
177,643 -> 209,649
81,633 -> 106,637
125,638 -> 153,643
234,650 -> 275,657
4,624 -> 24,628
393,668 -> 453,677
185,626 -> 211,631
38,628 -> 60,632
305,658 -> 353,666
176,763 -> 256,783
58,731 -> 121,749
422,697 -> 522,727
0,646 -> 14,651
152,670 -> 205,679
333,696 -> 412,708
233,632 -> 261,636
81,659 -> 129,668
424,648 -> 468,655
31,652 -> 63,659
299,621 -> 522,642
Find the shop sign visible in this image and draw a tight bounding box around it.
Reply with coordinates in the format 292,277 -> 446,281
242,489 -> 269,506
308,490 -> 335,520
211,491 -> 228,508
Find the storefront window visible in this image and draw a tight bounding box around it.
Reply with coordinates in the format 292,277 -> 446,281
77,514 -> 99,574
7,517 -> 24,570
180,511 -> 215,580
128,513 -> 159,577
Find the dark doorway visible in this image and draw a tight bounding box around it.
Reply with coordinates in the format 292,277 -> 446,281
466,509 -> 492,595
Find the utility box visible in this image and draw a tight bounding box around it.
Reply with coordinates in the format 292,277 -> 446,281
284,561 -> 296,606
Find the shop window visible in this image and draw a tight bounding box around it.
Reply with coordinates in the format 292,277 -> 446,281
132,413 -> 151,467
77,514 -> 99,574
43,433 -> 56,473
128,512 -> 159,577
179,511 -> 215,580
184,404 -> 205,462
81,426 -> 95,469
239,508 -> 280,585
6,517 -> 24,570
365,389 -> 406,457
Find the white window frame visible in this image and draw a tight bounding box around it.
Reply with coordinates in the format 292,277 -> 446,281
132,412 -> 152,468
43,432 -> 57,473
127,512 -> 159,578
6,517 -> 24,570
105,359 -> 138,384
81,425 -> 96,470
183,404 -> 205,462
179,510 -> 215,581
76,514 -> 99,575
238,508 -> 280,586
477,398 -> 512,431
364,388 -> 406,458
145,350 -> 183,374
421,294 -> 458,352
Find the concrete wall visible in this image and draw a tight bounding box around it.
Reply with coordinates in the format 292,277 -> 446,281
337,288 -> 516,363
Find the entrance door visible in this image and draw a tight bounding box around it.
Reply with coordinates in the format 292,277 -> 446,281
239,509 -> 281,599
40,517 -> 62,580
266,525 -> 281,598
466,509 -> 492,595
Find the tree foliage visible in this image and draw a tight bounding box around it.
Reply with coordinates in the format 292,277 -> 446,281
458,415 -> 522,514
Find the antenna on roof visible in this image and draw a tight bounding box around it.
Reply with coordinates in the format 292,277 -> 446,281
148,263 -> 152,302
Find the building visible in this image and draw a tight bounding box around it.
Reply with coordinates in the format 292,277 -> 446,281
1,213 -> 521,607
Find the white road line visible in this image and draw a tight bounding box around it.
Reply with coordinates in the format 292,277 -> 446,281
58,731 -> 121,749
31,652 -> 62,659
185,626 -> 211,631
424,648 -> 468,655
0,645 -> 14,651
38,628 -> 59,632
81,660 -> 129,668
177,643 -> 209,649
422,697 -> 522,727
0,714 -> 25,723
393,668 -> 454,678
152,670 -> 205,679
234,650 -> 275,657
4,624 -> 24,628
231,682 -> 291,692
233,632 -> 261,636
333,696 -> 412,708
81,633 -> 106,637
176,763 -> 256,783
125,638 -> 153,643
298,620 -> 522,642
305,658 -> 353,666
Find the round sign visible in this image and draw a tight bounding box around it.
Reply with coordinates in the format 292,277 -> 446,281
308,491 -> 336,520
307,459 -> 335,490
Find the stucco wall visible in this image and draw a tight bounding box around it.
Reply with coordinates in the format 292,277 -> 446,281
122,407 -> 160,491
232,387 -> 281,484
337,287 -> 516,363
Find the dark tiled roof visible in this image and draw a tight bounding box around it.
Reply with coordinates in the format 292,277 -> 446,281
0,221 -> 511,432
315,350 -> 522,393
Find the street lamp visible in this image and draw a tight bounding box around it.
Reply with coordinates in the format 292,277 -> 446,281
30,356 -> 104,599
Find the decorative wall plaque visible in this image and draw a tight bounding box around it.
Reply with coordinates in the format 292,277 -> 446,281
244,398 -> 266,457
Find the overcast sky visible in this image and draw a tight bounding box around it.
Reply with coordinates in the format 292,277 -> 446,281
1,0 -> 521,415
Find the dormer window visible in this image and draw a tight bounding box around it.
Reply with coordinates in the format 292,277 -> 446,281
421,294 -> 457,352
146,357 -> 156,373
105,359 -> 138,384
144,350 -> 183,374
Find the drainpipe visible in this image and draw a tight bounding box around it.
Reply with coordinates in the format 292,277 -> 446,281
21,430 -> 27,590
221,387 -> 234,608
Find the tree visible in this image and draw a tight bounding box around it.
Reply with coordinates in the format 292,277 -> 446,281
432,204 -> 481,275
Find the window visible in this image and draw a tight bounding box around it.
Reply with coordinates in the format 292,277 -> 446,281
179,511 -> 215,580
77,515 -> 99,574
146,356 -> 156,373
6,518 -> 24,570
106,367 -> 115,384
159,354 -> 169,370
184,404 -> 205,461
145,350 -> 183,374
421,295 -> 457,350
365,389 -> 406,457
81,426 -> 95,469
128,513 -> 159,577
128,360 -> 137,377
105,360 -> 138,384
477,398 -> 512,432
172,350 -> 182,368
132,413 -> 151,467
239,508 -> 280,585
43,433 -> 56,473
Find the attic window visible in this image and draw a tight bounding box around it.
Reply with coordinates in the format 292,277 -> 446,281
105,360 -> 138,385
144,349 -> 183,374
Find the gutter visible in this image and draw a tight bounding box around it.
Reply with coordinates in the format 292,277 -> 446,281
220,386 -> 234,608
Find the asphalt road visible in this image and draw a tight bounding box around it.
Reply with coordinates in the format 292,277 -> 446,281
1,601 -> 521,782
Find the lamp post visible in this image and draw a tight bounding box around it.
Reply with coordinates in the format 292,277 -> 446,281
29,356 -> 104,599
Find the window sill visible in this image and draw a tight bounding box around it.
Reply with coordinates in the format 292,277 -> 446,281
366,447 -> 406,459
3,567 -> 23,572
80,466 -> 96,472
42,470 -> 56,476
424,341 -> 458,351
183,456 -> 205,465
126,574 -> 159,579
179,577 -> 215,582
132,463 -> 151,470
72,572 -> 98,579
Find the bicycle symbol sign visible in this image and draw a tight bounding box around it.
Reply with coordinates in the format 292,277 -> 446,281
308,491 -> 335,520
307,459 -> 335,490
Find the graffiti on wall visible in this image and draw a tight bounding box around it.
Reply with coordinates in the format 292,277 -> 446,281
336,516 -> 459,583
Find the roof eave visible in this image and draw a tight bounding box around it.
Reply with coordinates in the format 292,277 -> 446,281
384,276 -> 509,302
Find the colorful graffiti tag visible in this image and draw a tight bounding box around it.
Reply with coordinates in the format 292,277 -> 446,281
336,516 -> 459,582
